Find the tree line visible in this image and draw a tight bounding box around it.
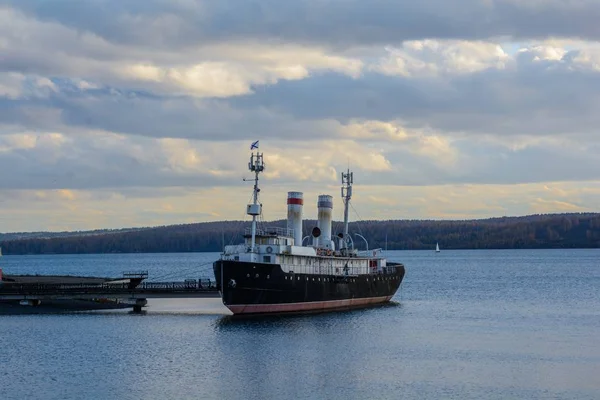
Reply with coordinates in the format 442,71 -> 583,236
2,213 -> 600,255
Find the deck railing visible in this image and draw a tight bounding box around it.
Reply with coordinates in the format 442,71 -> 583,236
357,248 -> 383,258
244,226 -> 293,237
122,271 -> 149,279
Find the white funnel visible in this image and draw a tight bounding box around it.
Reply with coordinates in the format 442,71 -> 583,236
317,195 -> 334,250
287,192 -> 303,246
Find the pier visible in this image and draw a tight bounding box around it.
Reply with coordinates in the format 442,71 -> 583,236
0,271 -> 220,312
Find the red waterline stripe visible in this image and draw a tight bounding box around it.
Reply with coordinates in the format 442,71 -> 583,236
227,296 -> 392,314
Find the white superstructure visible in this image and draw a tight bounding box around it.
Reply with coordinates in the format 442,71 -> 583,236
221,147 -> 386,275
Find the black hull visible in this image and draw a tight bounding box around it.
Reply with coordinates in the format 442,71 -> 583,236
213,260 -> 405,315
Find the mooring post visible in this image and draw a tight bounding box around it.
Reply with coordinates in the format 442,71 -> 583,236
132,298 -> 147,313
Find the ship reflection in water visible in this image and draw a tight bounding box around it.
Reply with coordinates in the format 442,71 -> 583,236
214,300 -> 402,324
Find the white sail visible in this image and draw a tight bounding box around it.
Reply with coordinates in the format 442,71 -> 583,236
435,243 -> 440,252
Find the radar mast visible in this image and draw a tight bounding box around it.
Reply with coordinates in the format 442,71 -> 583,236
341,169 -> 353,250
247,152 -> 264,255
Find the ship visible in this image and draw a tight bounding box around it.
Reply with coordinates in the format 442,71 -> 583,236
213,145 -> 405,315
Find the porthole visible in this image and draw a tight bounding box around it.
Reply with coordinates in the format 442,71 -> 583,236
267,275 -> 270,279
246,274 -> 250,278
255,274 -> 259,278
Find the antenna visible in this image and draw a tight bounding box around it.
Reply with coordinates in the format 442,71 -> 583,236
246,151 -> 265,256
341,168 -> 353,250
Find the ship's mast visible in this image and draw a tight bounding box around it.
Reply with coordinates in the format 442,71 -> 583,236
341,169 -> 353,249
247,152 -> 264,254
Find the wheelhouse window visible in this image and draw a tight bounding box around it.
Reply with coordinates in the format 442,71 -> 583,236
263,255 -> 271,263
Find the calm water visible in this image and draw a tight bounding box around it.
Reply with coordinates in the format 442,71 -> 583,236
1,249 -> 599,400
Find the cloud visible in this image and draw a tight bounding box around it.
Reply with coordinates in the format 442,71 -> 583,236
0,73 -> 25,99
3,4 -> 600,142
8,0 -> 600,49
5,179 -> 599,232
372,41 -> 510,77
0,129 -> 396,191
3,37 -> 600,194
348,181 -> 598,220
530,198 -> 585,214
0,8 -> 363,99
233,40 -> 600,137
0,130 -> 230,190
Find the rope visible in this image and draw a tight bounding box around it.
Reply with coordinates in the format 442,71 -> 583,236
147,260 -> 215,282
222,190 -> 255,250
349,201 -> 366,237
150,179 -> 256,282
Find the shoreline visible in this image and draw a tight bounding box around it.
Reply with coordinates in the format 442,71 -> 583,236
2,247 -> 600,257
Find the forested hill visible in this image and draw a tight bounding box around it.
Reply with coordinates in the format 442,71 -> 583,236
2,213 -> 600,255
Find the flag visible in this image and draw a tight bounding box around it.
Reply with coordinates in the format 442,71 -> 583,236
250,140 -> 259,150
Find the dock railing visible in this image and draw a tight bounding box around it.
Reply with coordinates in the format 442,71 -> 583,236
0,279 -> 218,296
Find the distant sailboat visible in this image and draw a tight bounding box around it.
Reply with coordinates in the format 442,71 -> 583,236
435,243 -> 440,253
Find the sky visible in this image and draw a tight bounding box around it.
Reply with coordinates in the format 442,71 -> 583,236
2,0 -> 600,232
